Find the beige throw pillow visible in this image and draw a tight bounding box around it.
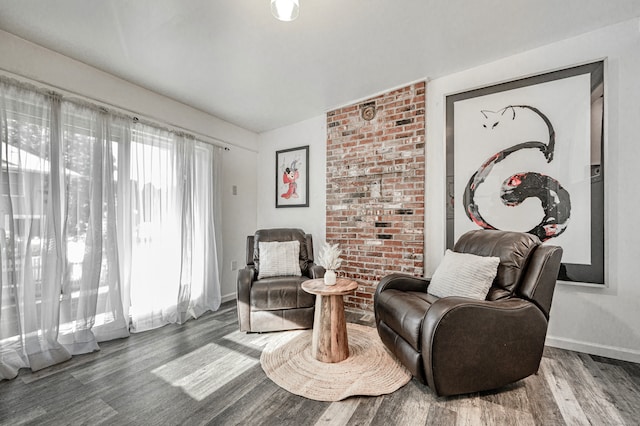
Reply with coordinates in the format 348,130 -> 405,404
427,249 -> 500,300
257,240 -> 302,279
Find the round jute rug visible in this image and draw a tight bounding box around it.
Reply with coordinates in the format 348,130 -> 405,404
260,323 -> 411,402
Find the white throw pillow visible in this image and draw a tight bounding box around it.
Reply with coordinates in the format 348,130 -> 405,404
427,249 -> 500,300
257,240 -> 302,279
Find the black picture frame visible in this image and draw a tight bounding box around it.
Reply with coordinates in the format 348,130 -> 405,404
276,145 -> 309,208
445,61 -> 605,284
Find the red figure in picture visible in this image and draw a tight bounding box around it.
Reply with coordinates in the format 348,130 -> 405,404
281,160 -> 300,199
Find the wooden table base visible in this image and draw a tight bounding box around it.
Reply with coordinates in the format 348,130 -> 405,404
301,277 -> 358,363
311,294 -> 349,363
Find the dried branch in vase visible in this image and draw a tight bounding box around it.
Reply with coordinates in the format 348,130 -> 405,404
317,242 -> 343,271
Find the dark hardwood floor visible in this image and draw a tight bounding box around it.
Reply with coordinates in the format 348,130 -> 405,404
1,301 -> 639,425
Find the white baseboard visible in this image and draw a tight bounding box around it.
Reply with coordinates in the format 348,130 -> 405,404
221,292 -> 237,304
545,335 -> 640,364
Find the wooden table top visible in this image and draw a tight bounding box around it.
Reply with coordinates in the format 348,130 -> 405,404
301,277 -> 358,296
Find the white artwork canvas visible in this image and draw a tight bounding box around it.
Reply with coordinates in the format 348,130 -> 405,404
452,74 -> 591,265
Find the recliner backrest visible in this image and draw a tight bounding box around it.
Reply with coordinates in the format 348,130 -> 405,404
250,228 -> 312,276
453,229 -> 541,300
517,244 -> 563,318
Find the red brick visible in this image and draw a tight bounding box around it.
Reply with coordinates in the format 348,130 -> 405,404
327,82 -> 426,312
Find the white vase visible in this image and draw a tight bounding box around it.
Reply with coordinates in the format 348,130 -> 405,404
324,270 -> 337,285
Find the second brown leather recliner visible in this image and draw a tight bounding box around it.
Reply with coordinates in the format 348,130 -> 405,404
374,229 -> 563,396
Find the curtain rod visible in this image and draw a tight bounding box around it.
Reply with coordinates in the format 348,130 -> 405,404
0,67 -> 256,153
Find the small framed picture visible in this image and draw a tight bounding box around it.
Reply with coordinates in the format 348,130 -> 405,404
276,145 -> 309,208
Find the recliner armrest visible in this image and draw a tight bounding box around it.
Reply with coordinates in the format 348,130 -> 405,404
308,264 -> 325,279
236,266 -> 256,332
374,274 -> 430,325
375,273 -> 429,296
420,297 -> 548,396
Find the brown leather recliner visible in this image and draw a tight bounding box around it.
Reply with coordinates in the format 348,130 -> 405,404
237,228 -> 325,332
374,229 -> 563,397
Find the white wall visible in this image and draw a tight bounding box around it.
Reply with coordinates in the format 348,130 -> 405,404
0,29 -> 259,304
220,147 -> 258,301
256,115 -> 327,256
426,18 -> 640,362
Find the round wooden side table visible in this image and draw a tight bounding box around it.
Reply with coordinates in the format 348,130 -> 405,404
301,277 -> 358,363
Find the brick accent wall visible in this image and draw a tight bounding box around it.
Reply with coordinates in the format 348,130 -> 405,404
326,82 -> 425,311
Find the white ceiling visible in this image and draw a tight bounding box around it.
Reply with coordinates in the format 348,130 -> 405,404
1,0 -> 639,133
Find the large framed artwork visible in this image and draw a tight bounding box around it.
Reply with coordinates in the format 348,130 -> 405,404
276,145 -> 309,208
445,61 -> 605,284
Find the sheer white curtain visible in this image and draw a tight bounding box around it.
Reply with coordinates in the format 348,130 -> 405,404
126,126 -> 221,332
176,137 -> 222,322
57,102 -> 129,353
1,78 -> 223,379
0,85 -> 131,379
0,83 -> 69,378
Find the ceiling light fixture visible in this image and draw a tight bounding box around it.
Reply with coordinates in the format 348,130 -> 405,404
271,0 -> 299,22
